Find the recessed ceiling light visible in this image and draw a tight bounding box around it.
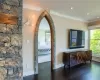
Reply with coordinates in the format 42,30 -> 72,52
71,7 -> 74,10
87,13 -> 90,15
97,17 -> 100,18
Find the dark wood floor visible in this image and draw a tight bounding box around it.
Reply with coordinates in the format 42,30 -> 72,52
23,61 -> 100,80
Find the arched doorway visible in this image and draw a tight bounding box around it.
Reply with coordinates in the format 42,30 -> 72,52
34,10 -> 56,74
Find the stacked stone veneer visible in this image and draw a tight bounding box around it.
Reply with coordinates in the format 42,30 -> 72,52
0,0 -> 22,80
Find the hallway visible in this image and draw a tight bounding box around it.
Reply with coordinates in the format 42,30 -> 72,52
24,61 -> 100,80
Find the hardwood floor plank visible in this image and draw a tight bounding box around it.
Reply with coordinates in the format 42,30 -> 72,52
23,61 -> 100,80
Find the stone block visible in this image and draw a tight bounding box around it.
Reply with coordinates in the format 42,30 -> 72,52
4,0 -> 19,6
0,24 -> 6,33
2,4 -> 18,16
3,4 -> 11,10
0,34 -> 10,46
6,24 -> 18,33
10,7 -> 18,16
0,58 -> 5,61
6,47 -> 15,54
5,59 -> 17,67
0,47 -> 6,54
0,4 -> 3,12
0,42 -> 5,46
0,61 -> 5,66
0,0 -> 5,3
11,34 -> 22,46
0,67 -> 7,80
0,35 -> 10,43
6,47 -> 20,57
7,68 -> 14,75
5,46 -> 20,58
5,43 -> 11,47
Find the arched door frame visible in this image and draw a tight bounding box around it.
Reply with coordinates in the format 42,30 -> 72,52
34,10 -> 56,74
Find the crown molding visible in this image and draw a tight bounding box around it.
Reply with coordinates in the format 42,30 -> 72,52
23,4 -> 43,11
87,19 -> 100,22
87,19 -> 100,26
50,10 -> 86,22
23,4 -> 87,22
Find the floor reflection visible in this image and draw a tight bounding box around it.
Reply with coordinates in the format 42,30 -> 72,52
38,62 -> 51,80
24,61 -> 100,80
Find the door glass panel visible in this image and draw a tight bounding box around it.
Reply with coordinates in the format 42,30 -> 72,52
90,29 -> 100,56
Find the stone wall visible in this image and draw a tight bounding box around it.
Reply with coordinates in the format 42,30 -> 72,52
0,0 -> 22,80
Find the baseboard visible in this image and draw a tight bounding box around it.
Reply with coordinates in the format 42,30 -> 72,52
23,71 -> 34,77
54,63 -> 64,69
23,63 -> 64,77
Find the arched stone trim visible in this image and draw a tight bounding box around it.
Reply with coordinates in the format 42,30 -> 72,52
34,10 -> 56,74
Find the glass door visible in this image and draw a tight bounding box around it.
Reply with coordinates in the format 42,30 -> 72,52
90,29 -> 100,56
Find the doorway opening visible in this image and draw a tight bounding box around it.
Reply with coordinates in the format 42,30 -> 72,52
34,10 -> 56,74
38,17 -> 51,63
90,29 -> 100,57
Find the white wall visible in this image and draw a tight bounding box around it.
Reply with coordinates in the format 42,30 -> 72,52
51,14 -> 88,65
23,4 -> 88,76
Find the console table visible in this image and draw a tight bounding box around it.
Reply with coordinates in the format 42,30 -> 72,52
63,50 -> 92,69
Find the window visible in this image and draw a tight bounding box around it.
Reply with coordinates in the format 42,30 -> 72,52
90,29 -> 100,56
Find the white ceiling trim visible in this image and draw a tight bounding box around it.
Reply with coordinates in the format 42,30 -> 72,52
23,4 -> 86,22
23,4 -> 43,11
88,25 -> 100,30
88,19 -> 100,22
50,10 -> 86,22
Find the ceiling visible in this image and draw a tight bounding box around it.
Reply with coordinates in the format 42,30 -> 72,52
24,0 -> 100,22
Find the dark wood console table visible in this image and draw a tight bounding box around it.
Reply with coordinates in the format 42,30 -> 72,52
63,50 -> 92,69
